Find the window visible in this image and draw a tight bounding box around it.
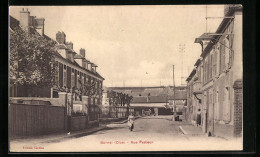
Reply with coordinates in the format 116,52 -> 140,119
204,59 -> 208,84
223,87 -> 231,122
71,71 -> 75,88
225,38 -> 230,70
63,66 -> 67,87
213,47 -> 217,77
228,34 -> 234,68
55,61 -> 59,85
215,90 -> 219,120
209,54 -> 213,79
219,41 -> 225,73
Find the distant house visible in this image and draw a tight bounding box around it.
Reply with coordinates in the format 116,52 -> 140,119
107,86 -> 187,116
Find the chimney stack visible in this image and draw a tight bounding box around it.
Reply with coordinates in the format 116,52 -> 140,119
80,48 -> 85,57
66,42 -> 73,50
20,8 -> 30,32
35,18 -> 45,36
56,31 -> 66,44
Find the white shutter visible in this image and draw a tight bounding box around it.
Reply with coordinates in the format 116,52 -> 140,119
225,38 -> 230,70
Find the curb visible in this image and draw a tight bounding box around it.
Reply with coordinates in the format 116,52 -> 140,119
42,126 -> 108,143
179,126 -> 187,134
66,126 -> 108,139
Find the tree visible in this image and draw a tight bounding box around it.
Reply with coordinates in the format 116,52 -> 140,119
126,95 -> 133,116
10,26 -> 57,88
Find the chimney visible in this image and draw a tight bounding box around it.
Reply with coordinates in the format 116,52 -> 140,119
20,8 -> 30,32
56,31 -> 66,44
66,42 -> 73,50
80,48 -> 85,57
35,18 -> 45,36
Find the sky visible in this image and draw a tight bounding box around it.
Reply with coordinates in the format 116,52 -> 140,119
10,5 -> 224,87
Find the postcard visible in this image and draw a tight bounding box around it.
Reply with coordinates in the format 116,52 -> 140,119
9,5 -> 243,152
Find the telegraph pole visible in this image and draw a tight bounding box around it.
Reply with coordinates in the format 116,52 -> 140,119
173,65 -> 176,121
179,44 -> 185,85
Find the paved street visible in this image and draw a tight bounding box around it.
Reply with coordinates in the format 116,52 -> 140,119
10,116 -> 242,152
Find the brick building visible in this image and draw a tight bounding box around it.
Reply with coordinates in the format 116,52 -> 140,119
186,5 -> 242,138
9,8 -> 105,108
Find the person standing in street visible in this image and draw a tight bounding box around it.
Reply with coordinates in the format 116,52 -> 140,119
196,109 -> 201,127
128,113 -> 134,131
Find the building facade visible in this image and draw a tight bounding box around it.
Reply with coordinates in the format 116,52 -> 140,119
186,5 -> 243,138
10,9 -> 105,108
108,86 -> 187,117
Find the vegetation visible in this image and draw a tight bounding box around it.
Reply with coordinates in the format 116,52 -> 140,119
107,90 -> 133,116
10,26 -> 57,88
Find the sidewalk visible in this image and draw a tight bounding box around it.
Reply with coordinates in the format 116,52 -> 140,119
11,124 -> 108,144
179,125 -> 205,136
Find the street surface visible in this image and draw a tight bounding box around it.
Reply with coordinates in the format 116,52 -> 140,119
10,116 -> 242,152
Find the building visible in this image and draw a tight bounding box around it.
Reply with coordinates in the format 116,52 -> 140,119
186,5 -> 242,138
107,86 -> 187,117
9,8 -> 105,108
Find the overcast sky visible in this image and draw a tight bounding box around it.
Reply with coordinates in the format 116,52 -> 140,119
10,5 -> 224,87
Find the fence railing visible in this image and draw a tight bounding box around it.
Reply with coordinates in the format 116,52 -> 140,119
102,106 -> 134,118
9,103 -> 66,138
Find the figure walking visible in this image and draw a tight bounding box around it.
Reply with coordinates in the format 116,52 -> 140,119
128,113 -> 134,131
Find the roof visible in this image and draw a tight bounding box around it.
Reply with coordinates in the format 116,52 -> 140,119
194,58 -> 201,67
168,90 -> 187,100
200,5 -> 242,59
186,69 -> 196,82
74,54 -> 84,59
54,52 -> 104,80
194,33 -> 213,43
107,86 -> 186,97
9,14 -> 104,80
132,97 -> 147,103
149,96 -> 168,103
131,96 -> 167,103
131,90 -> 186,104
9,16 -> 19,29
56,44 -> 69,49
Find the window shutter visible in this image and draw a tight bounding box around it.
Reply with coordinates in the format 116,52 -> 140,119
219,43 -> 223,74
74,69 -> 77,89
67,66 -> 71,89
229,34 -> 233,68
71,70 -> 75,89
225,38 -> 230,70
215,91 -> 219,120
223,87 -> 231,122
216,44 -> 220,76
55,61 -> 59,86
219,90 -> 223,120
59,62 -> 63,87
220,40 -> 226,73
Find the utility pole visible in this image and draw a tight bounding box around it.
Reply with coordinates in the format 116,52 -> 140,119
179,44 -> 185,86
173,65 -> 176,121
